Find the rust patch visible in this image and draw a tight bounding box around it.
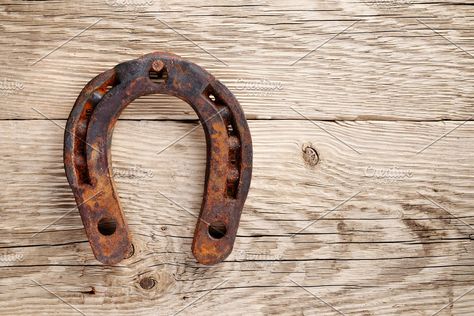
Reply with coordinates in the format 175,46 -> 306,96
64,52 -> 252,265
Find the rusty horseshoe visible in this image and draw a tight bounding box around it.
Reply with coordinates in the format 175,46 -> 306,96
64,52 -> 252,265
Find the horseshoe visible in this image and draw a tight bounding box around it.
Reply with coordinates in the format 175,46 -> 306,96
63,52 -> 252,265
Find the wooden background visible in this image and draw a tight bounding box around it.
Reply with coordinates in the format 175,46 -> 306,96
0,0 -> 473,315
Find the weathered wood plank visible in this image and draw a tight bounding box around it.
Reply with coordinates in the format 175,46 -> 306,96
0,1 -> 473,120
1,0 -> 474,315
1,120 -> 473,315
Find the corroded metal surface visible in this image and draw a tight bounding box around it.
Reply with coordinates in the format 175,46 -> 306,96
64,52 -> 252,265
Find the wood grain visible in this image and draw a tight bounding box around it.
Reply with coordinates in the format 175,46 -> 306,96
0,1 -> 473,120
1,120 -> 474,315
1,0 -> 474,315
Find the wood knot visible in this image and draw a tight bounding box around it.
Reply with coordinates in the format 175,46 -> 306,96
139,277 -> 156,290
302,143 -> 319,166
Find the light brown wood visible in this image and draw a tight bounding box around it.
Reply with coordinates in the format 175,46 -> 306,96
0,0 -> 473,120
1,119 -> 474,315
1,0 -> 474,315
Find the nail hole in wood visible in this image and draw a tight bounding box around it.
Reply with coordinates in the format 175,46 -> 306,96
97,217 -> 117,236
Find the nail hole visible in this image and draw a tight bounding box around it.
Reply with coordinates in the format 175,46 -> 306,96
229,150 -> 238,165
149,67 -> 168,84
226,184 -> 237,198
208,221 -> 227,239
97,217 -> 117,236
81,286 -> 96,295
85,107 -> 93,119
139,277 -> 156,290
